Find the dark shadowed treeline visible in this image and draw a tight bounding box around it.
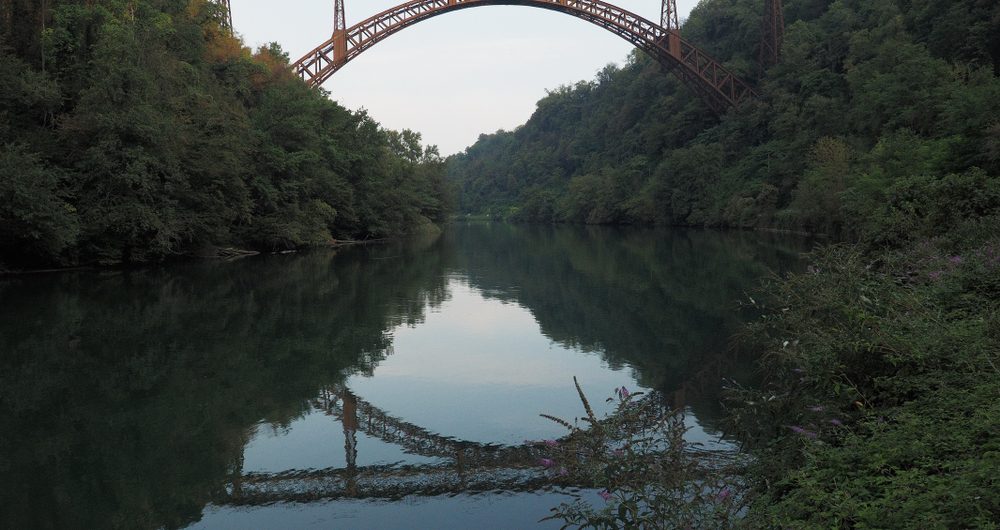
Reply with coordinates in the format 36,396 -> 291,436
448,0 -> 1000,238
445,223 -> 804,392
444,223 -> 808,440
729,184 -> 1000,526
0,0 -> 451,269
0,238 -> 450,529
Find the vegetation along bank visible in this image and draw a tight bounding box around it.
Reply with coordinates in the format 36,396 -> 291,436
1,0 -> 997,525
0,0 -> 452,271
447,0 -> 1000,525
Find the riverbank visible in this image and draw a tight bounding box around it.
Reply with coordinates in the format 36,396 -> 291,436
733,238 -> 999,525
0,3 -> 452,274
536,171 -> 1000,527
451,211 -> 831,241
0,237 -> 400,276
726,188 -> 1000,525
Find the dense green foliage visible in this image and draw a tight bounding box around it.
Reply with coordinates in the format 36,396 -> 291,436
448,0 -> 1000,237
445,0 -> 1000,524
727,175 -> 1000,526
4,0 -> 998,525
0,238 -> 449,529
0,0 -> 450,269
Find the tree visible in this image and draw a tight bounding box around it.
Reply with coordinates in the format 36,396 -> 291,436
0,144 -> 78,265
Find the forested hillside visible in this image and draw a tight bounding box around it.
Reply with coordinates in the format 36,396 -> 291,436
449,2 -> 1000,525
448,0 -> 1000,237
0,0 -> 451,269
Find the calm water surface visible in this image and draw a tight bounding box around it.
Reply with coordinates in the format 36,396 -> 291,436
0,224 -> 807,529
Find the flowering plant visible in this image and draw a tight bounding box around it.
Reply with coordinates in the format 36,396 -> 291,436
538,378 -> 744,529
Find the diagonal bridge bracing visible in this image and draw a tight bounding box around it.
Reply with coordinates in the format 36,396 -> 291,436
217,386 -> 720,505
291,0 -> 757,114
217,386 -> 737,505
313,387 -> 553,466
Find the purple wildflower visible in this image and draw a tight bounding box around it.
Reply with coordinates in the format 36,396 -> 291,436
716,487 -> 732,502
539,458 -> 555,468
948,256 -> 963,265
543,439 -> 559,447
929,270 -> 945,281
557,466 -> 569,477
788,425 -> 818,439
829,418 -> 843,426
619,386 -> 630,399
599,490 -> 612,501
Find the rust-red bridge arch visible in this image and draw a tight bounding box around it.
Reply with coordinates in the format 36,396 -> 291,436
291,0 -> 756,113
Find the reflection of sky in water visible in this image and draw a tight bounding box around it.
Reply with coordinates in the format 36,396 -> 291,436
207,274 -> 732,529
193,490 -> 601,529
242,279 -> 647,471
347,279 -> 640,445
243,414 -> 442,473
240,278 -> 731,471
0,224 -> 805,530
200,279 -> 640,529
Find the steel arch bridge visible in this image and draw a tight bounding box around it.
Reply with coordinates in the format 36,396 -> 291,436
288,0 -> 758,114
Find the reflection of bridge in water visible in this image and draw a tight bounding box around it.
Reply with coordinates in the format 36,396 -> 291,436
216,385 -> 704,506
219,386 -> 578,506
316,387 -> 546,467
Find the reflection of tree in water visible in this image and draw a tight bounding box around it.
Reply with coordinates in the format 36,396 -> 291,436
442,223 -> 806,431
0,226 -> 804,528
0,236 -> 448,530
220,385 -> 682,506
222,386 -> 569,505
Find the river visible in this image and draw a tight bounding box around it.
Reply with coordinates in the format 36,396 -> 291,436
0,223 -> 807,529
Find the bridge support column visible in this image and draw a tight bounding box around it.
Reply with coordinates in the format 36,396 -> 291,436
332,0 -> 348,63
660,0 -> 679,30
342,391 -> 359,496
672,385 -> 687,410
342,391 -> 359,467
666,29 -> 682,57
660,0 -> 681,58
230,452 -> 245,498
333,30 -> 348,64
759,0 -> 785,70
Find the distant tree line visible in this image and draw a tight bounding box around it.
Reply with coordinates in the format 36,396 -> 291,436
447,0 -> 1000,240
0,0 -> 452,269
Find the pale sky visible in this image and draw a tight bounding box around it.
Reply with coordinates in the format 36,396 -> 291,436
231,0 -> 698,154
